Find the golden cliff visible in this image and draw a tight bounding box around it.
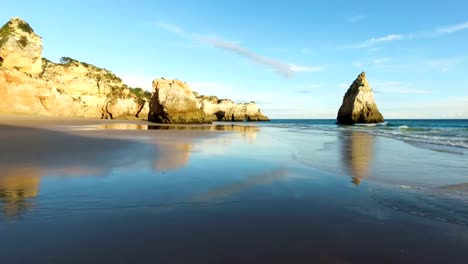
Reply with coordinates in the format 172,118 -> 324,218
149,78 -> 269,123
1,17 -> 268,122
0,17 -> 150,119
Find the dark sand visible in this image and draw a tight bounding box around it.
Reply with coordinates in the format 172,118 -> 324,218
1,115 -> 468,263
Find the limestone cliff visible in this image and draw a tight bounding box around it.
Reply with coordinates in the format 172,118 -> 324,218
0,17 -> 150,119
148,78 -> 269,124
337,72 -> 384,124
149,78 -> 211,123
0,17 -> 42,74
196,95 -> 269,121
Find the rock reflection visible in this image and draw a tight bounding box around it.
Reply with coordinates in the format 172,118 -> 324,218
0,169 -> 40,219
193,168 -> 288,202
0,123 -> 257,218
341,131 -> 375,185
153,144 -> 193,171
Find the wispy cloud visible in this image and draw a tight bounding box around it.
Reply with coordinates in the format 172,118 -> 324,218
434,21 -> 468,35
288,64 -> 323,72
156,22 -> 187,37
347,34 -> 404,49
348,14 -> 367,23
196,35 -> 295,77
156,22 -> 322,78
346,21 -> 468,49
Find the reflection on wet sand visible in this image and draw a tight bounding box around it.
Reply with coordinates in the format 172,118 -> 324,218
341,132 -> 375,185
0,123 -> 257,219
193,168 -> 288,202
0,169 -> 40,219
149,124 -> 259,144
153,143 -> 193,171
0,124 -> 192,218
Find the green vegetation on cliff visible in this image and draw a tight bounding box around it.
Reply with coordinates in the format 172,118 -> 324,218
0,22 -> 11,48
16,20 -> 34,34
0,19 -> 34,49
129,87 -> 152,100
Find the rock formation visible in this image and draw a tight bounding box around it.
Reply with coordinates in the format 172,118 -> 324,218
337,72 -> 384,124
149,78 -> 212,123
196,95 -> 269,121
148,78 -> 269,123
0,17 -> 268,122
0,17 -> 150,119
0,17 -> 42,74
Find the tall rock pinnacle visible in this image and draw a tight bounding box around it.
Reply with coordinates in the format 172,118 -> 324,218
337,72 -> 384,124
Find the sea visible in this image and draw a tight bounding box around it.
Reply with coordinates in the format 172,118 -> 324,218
263,119 -> 468,153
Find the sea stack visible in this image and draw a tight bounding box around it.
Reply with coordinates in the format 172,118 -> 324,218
148,78 -> 211,123
337,72 -> 384,124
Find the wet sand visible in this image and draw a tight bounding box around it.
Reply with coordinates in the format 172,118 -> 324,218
1,115 -> 468,263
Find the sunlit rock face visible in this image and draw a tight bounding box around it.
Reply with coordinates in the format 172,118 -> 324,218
196,95 -> 269,122
337,72 -> 384,124
0,17 -> 42,74
0,17 -> 149,119
149,78 -> 212,124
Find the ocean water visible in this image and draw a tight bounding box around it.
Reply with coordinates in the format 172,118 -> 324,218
263,119 -> 468,152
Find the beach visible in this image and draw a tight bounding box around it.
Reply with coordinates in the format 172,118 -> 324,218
1,116 -> 468,263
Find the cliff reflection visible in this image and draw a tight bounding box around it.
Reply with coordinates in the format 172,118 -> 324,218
193,168 -> 288,202
153,143 -> 193,171
0,123 -> 257,218
341,131 -> 375,185
0,169 -> 40,219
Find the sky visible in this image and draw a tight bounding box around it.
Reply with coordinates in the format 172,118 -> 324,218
2,0 -> 468,118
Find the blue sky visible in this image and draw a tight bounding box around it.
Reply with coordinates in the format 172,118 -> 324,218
2,0 -> 468,118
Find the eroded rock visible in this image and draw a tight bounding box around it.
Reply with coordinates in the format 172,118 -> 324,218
149,78 -> 211,123
337,72 -> 384,124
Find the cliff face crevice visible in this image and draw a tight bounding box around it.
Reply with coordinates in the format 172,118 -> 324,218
337,72 -> 384,125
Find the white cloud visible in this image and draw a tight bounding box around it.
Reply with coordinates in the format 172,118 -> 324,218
348,34 -> 404,49
157,22 -> 322,78
288,64 -> 323,72
434,21 -> 468,35
156,22 -> 187,37
346,21 -> 468,49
